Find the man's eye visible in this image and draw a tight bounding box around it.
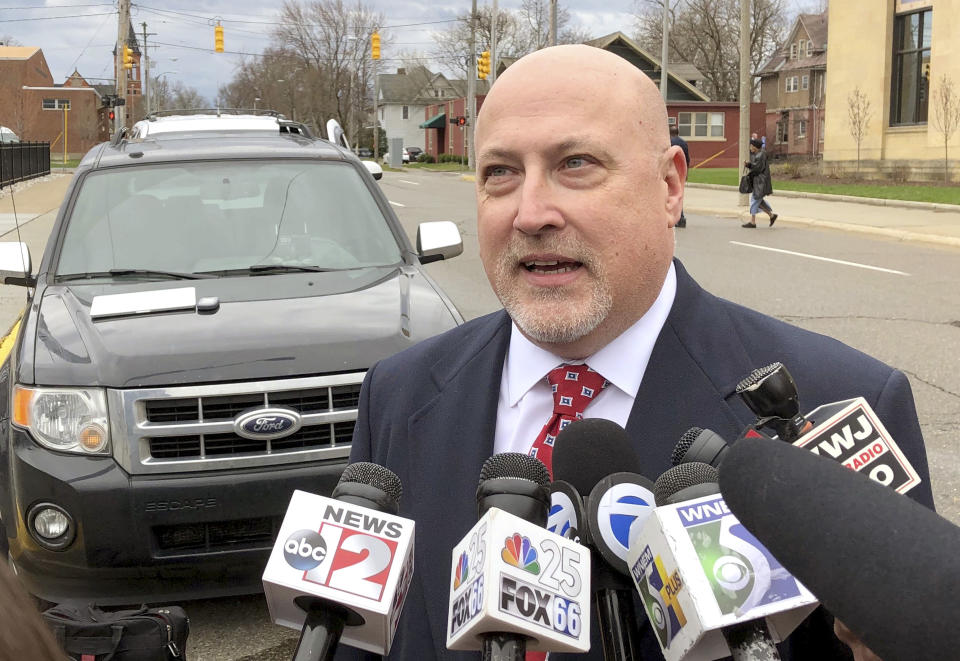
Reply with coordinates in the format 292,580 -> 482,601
485,165 -> 509,178
565,156 -> 588,169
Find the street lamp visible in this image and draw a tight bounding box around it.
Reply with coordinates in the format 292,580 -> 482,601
153,71 -> 178,114
254,96 -> 261,110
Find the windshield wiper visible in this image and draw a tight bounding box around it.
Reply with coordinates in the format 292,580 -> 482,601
57,269 -> 217,282
246,264 -> 344,274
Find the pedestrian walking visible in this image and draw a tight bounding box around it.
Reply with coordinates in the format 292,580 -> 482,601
670,125 -> 690,227
742,137 -> 778,228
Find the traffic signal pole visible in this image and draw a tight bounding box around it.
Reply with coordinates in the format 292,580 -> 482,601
115,0 -> 130,132
467,0 -> 477,171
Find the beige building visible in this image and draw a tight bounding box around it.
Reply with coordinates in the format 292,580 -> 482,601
823,0 -> 959,179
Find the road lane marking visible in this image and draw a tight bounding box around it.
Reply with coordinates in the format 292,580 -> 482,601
729,241 -> 911,276
0,317 -> 22,365
399,180 -> 420,185
389,200 -> 406,207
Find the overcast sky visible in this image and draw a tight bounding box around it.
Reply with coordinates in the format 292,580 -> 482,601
4,1 -> 807,101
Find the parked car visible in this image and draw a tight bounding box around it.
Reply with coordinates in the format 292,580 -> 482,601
355,147 -> 373,158
406,146 -> 423,160
0,126 -> 20,144
0,110 -> 464,605
382,148 -> 410,165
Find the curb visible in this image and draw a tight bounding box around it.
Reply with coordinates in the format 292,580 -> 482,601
684,205 -> 960,249
686,183 -> 960,215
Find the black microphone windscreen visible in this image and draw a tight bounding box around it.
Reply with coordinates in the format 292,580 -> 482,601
552,418 -> 642,496
653,462 -> 718,504
718,438 -> 960,661
336,461 -> 402,507
672,427 -> 703,465
479,452 -> 550,486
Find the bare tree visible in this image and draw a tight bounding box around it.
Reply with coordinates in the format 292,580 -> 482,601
152,77 -> 207,112
932,74 -> 960,183
633,0 -> 788,101
0,35 -> 21,46
846,86 -> 871,175
271,0 -> 385,145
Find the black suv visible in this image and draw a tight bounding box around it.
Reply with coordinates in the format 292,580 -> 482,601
0,115 -> 463,604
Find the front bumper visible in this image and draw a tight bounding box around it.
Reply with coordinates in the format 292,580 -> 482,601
6,427 -> 347,605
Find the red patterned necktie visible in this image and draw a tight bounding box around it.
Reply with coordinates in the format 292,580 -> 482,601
529,364 -> 609,479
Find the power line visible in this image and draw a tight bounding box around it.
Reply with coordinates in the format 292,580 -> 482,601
0,3 -> 112,8
0,11 -> 114,22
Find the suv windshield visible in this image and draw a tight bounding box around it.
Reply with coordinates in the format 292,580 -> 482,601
56,160 -> 403,279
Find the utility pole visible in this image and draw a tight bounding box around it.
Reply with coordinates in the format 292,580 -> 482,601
490,0 -> 498,84
467,0 -> 477,170
549,0 -> 557,47
373,57 -> 379,158
739,0 -> 751,207
141,22 -> 157,116
115,0 -> 128,133
660,0 -> 670,100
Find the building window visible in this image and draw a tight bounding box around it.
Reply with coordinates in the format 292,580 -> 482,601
790,43 -> 797,59
42,98 -> 70,110
777,111 -> 790,143
801,75 -> 809,90
786,76 -> 799,92
820,117 -> 825,141
806,41 -> 813,57
677,111 -> 724,138
891,8 -> 932,125
797,119 -> 807,138
798,40 -> 806,56
402,105 -> 409,120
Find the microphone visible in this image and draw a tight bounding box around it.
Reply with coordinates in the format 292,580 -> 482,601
552,418 -> 655,661
670,427 -> 730,468
736,362 -> 922,494
718,437 -> 960,661
446,453 -> 591,656
627,456 -> 817,660
261,462 -> 416,659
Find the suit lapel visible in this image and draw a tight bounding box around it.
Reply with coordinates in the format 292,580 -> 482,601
625,260 -> 758,477
405,311 -> 512,659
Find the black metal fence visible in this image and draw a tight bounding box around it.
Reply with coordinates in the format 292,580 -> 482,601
0,142 -> 51,189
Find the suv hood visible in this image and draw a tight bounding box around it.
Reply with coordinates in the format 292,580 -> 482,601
29,267 -> 459,388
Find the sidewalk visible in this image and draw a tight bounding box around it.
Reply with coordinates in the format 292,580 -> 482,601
684,183 -> 960,249
0,172 -> 72,235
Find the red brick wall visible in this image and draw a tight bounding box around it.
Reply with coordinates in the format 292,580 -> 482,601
667,102 -> 767,168
424,95 -> 487,159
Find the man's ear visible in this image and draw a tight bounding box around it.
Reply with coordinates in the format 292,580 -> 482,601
662,145 -> 687,227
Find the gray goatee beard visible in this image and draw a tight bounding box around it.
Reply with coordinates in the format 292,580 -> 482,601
492,239 -> 612,345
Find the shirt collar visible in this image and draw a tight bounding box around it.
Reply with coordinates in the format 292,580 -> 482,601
504,262 -> 677,405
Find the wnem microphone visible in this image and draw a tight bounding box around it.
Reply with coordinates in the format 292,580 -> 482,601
552,418 -> 656,661
737,361 -> 922,494
628,461 -> 818,661
719,437 -> 960,661
262,462 -> 415,659
446,453 -> 591,657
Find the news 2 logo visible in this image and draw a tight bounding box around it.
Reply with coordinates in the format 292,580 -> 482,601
499,574 -> 583,639
632,545 -> 686,649
284,529 -> 327,570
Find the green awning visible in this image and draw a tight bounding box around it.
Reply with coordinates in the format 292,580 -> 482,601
419,112 -> 445,129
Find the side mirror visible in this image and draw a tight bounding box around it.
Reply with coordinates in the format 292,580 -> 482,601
362,160 -> 383,181
416,221 -> 463,264
0,242 -> 33,286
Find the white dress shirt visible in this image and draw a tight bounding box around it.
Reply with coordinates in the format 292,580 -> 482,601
492,262 -> 677,456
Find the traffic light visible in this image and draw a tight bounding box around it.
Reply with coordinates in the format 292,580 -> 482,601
477,50 -> 490,80
371,32 -> 380,60
108,110 -> 115,121
123,44 -> 133,70
215,23 -> 224,53
457,116 -> 466,127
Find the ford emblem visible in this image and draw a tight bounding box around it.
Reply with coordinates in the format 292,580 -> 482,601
234,407 -> 302,440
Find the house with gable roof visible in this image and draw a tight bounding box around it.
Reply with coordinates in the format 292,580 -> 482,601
756,11 -> 828,159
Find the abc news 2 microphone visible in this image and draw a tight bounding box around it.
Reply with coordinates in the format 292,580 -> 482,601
262,463 -> 415,658
736,362 -> 922,494
446,453 -> 591,657
628,461 -> 818,661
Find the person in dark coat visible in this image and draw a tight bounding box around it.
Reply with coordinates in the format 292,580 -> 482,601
670,125 -> 690,227
742,137 -> 778,228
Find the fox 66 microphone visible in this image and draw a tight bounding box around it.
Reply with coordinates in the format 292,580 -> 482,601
552,418 -> 656,661
736,362 -> 922,494
446,453 -> 591,658
261,462 -> 415,659
719,437 -> 960,661
627,461 -> 818,661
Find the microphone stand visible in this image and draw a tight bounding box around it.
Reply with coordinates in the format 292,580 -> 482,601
593,560 -> 644,661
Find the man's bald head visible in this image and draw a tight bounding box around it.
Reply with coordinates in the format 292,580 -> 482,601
477,45 -> 670,156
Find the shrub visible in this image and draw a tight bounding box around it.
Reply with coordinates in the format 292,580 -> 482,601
417,153 -> 435,163
826,162 -> 846,180
888,163 -> 911,183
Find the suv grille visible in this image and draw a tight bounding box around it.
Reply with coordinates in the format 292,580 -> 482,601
109,374 -> 362,475
154,516 -> 279,554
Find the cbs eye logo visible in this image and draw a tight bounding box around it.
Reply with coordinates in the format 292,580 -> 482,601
284,529 -> 328,570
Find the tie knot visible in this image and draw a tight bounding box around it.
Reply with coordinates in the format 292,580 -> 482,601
547,364 -> 608,417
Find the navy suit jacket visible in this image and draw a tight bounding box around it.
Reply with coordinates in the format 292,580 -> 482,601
341,259 -> 933,661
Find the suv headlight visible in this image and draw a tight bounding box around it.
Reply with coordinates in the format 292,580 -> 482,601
12,386 -> 110,455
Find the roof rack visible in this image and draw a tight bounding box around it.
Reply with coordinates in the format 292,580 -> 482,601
110,126 -> 128,146
143,108 -> 286,121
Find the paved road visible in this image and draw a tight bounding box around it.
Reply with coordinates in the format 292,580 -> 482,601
2,170 -> 959,659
